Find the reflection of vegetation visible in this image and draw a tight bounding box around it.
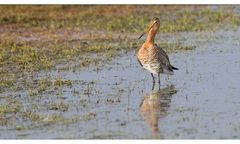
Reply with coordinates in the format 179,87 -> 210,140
1,104 -> 96,131
0,76 -> 97,132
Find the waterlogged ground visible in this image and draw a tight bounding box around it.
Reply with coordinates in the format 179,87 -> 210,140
1,27 -> 240,139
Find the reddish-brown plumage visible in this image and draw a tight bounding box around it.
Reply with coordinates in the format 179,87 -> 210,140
137,17 -> 178,89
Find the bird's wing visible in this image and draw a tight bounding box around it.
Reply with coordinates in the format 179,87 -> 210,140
153,44 -> 171,67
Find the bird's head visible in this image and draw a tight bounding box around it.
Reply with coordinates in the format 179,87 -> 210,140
138,17 -> 160,40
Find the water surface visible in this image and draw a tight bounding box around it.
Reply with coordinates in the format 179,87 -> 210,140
1,28 -> 240,139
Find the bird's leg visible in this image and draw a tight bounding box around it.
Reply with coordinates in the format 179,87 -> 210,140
151,73 -> 155,90
158,73 -> 160,90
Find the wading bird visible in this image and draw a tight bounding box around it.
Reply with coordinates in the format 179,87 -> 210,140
137,17 -> 178,90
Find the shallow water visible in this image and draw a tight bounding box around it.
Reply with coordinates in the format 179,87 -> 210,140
1,27 -> 240,139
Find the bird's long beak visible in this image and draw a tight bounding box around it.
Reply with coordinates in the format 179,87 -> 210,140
138,21 -> 156,40
138,33 -> 145,39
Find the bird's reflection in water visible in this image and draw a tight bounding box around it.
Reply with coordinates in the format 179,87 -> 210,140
139,85 -> 177,138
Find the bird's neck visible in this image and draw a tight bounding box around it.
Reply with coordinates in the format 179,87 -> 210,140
146,29 -> 157,44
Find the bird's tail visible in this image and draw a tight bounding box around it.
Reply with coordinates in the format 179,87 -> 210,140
171,65 -> 179,70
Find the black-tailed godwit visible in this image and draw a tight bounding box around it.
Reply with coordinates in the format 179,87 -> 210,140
137,17 -> 178,90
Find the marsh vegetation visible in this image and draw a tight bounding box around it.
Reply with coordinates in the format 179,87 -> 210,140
1,5 -> 240,139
